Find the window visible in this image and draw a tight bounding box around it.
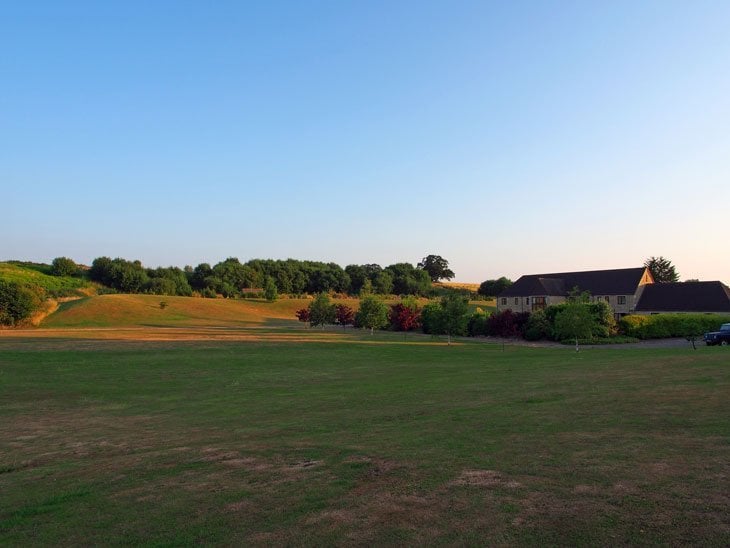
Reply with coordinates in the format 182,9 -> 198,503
525,297 -> 530,305
617,296 -> 626,305
532,296 -> 546,311
604,296 -> 610,302
514,298 -> 519,305
501,298 -> 507,306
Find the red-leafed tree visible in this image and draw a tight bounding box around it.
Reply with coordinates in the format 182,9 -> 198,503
335,304 -> 355,329
295,308 -> 311,324
389,300 -> 421,332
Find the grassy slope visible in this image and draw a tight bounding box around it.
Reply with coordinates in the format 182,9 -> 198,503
0,338 -> 728,545
0,262 -> 92,296
42,294 -> 354,328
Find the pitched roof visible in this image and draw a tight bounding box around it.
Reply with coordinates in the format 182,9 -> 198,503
635,281 -> 730,312
499,267 -> 647,298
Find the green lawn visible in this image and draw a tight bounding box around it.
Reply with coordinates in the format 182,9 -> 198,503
1,337 -> 728,545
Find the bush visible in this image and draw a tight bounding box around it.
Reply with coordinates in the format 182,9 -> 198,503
486,310 -> 529,338
0,280 -> 43,326
420,302 -> 443,335
51,257 -> 80,277
523,310 -> 551,341
467,308 -> 489,336
389,299 -> 421,332
544,301 -> 615,340
201,288 -> 217,298
618,314 -> 730,339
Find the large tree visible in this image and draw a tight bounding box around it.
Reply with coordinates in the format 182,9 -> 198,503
417,255 -> 455,282
644,256 -> 679,283
51,257 -> 80,277
477,277 -> 512,297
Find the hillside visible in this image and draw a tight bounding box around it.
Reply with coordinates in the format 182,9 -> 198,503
0,261 -> 94,297
42,294 -> 349,328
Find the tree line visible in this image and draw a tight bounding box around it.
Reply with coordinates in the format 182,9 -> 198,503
85,255 -> 461,299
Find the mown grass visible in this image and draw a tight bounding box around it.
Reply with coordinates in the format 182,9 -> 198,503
0,262 -> 92,297
1,335 -> 728,545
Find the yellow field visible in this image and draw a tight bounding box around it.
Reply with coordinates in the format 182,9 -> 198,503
434,281 -> 481,291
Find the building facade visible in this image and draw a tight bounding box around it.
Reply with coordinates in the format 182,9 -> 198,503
497,267 -> 654,319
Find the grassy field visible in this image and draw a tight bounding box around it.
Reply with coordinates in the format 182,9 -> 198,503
1,329 -> 728,545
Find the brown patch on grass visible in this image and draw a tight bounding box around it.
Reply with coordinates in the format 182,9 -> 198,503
450,469 -> 522,489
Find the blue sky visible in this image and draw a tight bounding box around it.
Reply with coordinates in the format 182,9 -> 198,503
2,1 -> 729,282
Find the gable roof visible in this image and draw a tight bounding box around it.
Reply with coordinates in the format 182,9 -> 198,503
499,267 -> 648,298
635,281 -> 730,313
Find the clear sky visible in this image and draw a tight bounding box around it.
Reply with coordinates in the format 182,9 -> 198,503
2,1 -> 729,283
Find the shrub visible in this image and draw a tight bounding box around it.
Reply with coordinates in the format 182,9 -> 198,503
486,310 -> 529,338
202,288 -> 217,299
0,280 -> 43,326
420,302 -> 443,335
467,308 -> 489,337
523,310 -> 551,341
618,314 -> 730,339
544,302 -> 614,340
295,308 -> 311,323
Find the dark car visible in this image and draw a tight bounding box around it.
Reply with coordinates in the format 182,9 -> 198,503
704,323 -> 730,346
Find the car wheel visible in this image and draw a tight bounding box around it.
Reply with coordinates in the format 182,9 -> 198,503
722,340 -> 728,346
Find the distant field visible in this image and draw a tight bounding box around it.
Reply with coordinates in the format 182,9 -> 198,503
0,262 -> 93,296
42,294 -> 316,328
435,281 -> 482,292
0,336 -> 728,545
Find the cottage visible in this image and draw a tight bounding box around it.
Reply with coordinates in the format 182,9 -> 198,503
497,267 -> 654,319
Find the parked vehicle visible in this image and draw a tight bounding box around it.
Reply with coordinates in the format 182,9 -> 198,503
704,323 -> 730,346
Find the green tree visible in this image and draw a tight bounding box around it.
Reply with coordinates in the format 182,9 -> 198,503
264,276 -> 278,301
477,277 -> 512,297
417,255 -> 455,282
373,271 -> 394,295
553,301 -> 595,351
420,302 -> 444,335
644,256 -> 679,283
439,293 -> 469,345
51,257 -> 80,277
308,293 -> 336,328
0,280 -> 43,326
355,295 -> 389,334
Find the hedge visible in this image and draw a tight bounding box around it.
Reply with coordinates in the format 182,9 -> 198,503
618,314 -> 730,339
